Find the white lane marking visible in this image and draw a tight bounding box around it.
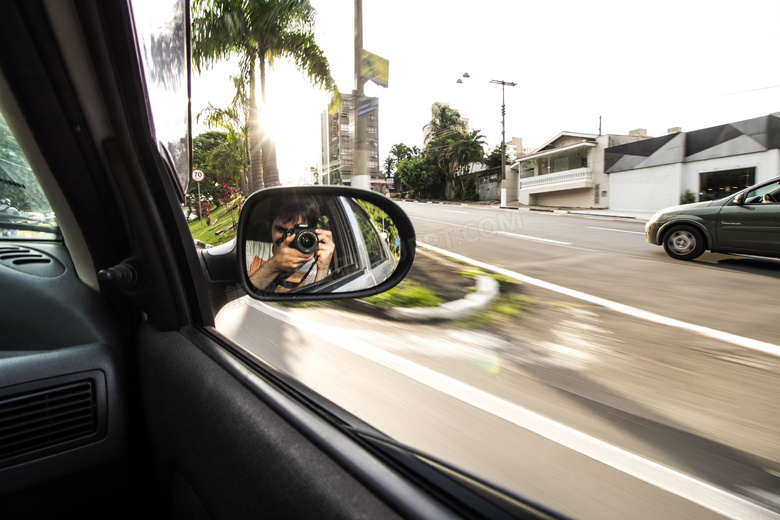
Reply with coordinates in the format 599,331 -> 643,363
494,232 -> 570,245
248,300 -> 779,520
584,216 -> 638,221
418,242 -> 780,359
587,226 -> 646,235
441,210 -> 468,214
411,216 -> 571,245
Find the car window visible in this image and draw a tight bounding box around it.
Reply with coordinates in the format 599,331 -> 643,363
199,1 -> 780,517
130,0 -> 190,199
743,181 -> 780,204
346,198 -> 387,268
0,103 -> 57,240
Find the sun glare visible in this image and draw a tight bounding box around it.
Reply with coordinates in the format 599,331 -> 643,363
259,62 -> 332,185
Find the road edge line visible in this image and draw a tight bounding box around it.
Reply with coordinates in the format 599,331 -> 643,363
417,242 -> 780,358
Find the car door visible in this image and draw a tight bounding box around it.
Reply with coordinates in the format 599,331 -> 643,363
716,180 -> 780,254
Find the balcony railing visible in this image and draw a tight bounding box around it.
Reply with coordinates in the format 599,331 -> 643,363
519,168 -> 593,193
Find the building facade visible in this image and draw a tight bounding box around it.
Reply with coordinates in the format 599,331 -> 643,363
320,91 -> 381,185
606,113 -> 780,212
510,131 -> 647,208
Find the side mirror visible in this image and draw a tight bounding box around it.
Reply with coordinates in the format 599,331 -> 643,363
733,192 -> 745,205
203,186 -> 415,304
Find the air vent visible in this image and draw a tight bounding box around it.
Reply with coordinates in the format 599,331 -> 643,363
0,245 -> 64,277
0,374 -> 105,467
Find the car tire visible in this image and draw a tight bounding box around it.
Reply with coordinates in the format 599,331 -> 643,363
662,225 -> 706,261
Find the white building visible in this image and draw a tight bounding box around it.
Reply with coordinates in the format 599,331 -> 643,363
606,113 -> 780,212
509,131 -> 647,208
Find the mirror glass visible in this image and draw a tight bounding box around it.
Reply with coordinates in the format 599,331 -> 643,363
242,190 -> 406,296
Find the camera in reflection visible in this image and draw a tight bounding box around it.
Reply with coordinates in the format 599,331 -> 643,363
287,224 -> 319,254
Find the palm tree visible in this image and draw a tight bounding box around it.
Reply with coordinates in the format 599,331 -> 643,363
193,0 -> 339,191
389,143 -> 413,162
453,130 -> 486,194
422,102 -> 466,146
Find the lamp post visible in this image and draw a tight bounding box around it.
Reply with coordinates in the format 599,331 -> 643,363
459,74 -> 516,201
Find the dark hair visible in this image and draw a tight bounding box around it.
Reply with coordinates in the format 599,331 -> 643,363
270,196 -> 319,227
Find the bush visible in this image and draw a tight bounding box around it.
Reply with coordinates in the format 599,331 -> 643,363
463,185 -> 479,201
680,189 -> 697,204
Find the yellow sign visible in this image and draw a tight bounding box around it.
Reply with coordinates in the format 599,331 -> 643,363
360,49 -> 389,88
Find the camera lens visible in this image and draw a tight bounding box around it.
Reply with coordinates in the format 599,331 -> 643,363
293,229 -> 318,254
299,234 -> 315,248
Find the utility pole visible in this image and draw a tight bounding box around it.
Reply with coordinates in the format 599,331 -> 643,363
490,80 -> 516,184
352,0 -> 369,190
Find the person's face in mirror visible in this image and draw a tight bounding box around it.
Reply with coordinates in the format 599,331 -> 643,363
271,215 -> 308,256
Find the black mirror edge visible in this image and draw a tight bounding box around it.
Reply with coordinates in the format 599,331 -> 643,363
236,186 -> 416,302
199,239 -> 247,315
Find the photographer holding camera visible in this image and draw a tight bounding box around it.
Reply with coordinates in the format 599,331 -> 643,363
247,196 -> 335,292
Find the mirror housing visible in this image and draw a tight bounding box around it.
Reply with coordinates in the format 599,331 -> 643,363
218,186 -> 415,301
733,192 -> 746,205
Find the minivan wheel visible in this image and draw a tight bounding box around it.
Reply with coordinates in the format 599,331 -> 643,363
663,225 -> 705,261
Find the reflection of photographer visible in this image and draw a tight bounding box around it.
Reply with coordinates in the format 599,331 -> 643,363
247,196 -> 334,292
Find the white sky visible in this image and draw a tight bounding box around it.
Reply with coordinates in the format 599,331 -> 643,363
191,0 -> 780,184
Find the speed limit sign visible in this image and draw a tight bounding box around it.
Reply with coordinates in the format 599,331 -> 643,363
192,169 -> 205,182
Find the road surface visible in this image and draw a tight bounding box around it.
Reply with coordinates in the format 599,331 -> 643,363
216,202 -> 780,519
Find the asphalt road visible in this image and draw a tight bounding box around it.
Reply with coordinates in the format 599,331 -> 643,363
405,202 -> 780,345
215,202 -> 780,520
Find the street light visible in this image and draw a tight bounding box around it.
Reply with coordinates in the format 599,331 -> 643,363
458,74 -> 516,201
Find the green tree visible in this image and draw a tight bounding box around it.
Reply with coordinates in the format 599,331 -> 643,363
396,154 -> 445,199
389,143 -> 413,163
452,130 -> 486,199
422,102 -> 466,146
423,103 -> 472,199
383,156 -> 395,180
197,105 -> 248,192
193,0 -> 339,192
187,132 -> 230,218
384,143 -> 418,191
485,146 -> 509,169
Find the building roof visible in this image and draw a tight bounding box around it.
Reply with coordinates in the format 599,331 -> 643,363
533,131 -> 599,153
605,113 -> 780,173
512,141 -> 597,168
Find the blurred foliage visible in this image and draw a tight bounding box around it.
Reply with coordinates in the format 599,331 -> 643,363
0,111 -> 50,213
356,199 -> 400,258
680,189 -> 697,204
364,281 -> 442,308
